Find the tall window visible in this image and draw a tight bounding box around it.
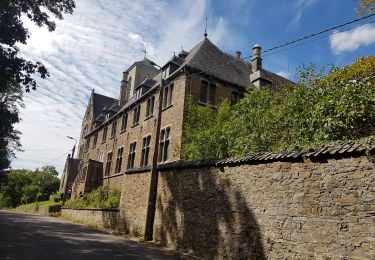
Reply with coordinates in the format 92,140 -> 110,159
141,135 -> 151,166
121,113 -> 128,132
115,147 -> 124,174
105,151 -> 113,176
93,133 -> 98,148
146,96 -> 155,118
98,151 -> 104,162
163,84 -> 174,108
200,80 -> 216,105
159,127 -> 170,162
84,137 -> 90,151
102,126 -> 108,143
127,142 -> 136,169
111,120 -> 117,138
133,105 -> 140,125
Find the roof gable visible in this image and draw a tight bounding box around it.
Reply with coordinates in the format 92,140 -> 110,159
182,38 -> 252,88
92,92 -> 118,119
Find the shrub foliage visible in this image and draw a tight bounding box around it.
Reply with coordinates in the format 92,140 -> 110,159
64,186 -> 120,209
181,56 -> 375,160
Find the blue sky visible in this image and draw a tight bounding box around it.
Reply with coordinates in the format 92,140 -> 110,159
12,0 -> 375,174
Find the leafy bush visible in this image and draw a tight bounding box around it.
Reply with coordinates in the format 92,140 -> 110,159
181,56 -> 375,160
49,193 -> 63,203
64,186 -> 120,209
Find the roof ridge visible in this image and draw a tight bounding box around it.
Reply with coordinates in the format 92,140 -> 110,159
93,92 -> 118,100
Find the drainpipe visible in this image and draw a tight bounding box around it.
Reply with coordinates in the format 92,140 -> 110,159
144,63 -> 164,241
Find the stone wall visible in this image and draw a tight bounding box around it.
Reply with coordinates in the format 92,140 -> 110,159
15,205 -> 61,217
120,155 -> 375,259
119,173 -> 151,237
61,208 -> 120,229
102,174 -> 124,191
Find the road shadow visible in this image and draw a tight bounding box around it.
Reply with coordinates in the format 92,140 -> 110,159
155,167 -> 266,259
0,210 -> 178,260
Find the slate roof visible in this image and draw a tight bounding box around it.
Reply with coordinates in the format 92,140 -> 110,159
92,93 -> 118,119
138,76 -> 158,88
172,38 -> 294,88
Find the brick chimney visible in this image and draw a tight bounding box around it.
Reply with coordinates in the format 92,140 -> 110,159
119,71 -> 129,106
251,44 -> 262,72
236,51 -> 241,59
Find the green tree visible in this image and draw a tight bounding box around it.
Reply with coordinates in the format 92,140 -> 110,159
181,56 -> 375,160
0,84 -> 23,170
356,0 -> 375,16
0,0 -> 76,171
0,0 -> 76,93
33,166 -> 60,201
0,169 -> 33,207
0,165 -> 60,208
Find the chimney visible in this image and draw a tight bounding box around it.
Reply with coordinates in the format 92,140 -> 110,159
235,51 -> 241,59
251,44 -> 262,72
119,71 -> 129,106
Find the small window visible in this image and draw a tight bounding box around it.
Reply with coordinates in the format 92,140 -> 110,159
121,113 -> 128,132
146,96 -> 155,118
105,151 -> 113,176
200,80 -> 216,105
159,127 -> 170,162
102,126 -> 108,143
115,147 -> 124,174
133,105 -> 140,125
163,84 -> 174,108
231,91 -> 244,105
93,133 -> 98,148
127,142 -> 137,169
141,135 -> 151,166
111,120 -> 117,138
98,151 -> 104,162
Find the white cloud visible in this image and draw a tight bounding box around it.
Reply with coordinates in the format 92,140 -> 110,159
276,71 -> 291,79
11,0 -> 228,174
288,0 -> 318,30
330,24 -> 375,54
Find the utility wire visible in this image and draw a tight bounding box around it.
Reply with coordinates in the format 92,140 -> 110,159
263,13 -> 375,54
262,19 -> 375,58
38,150 -> 71,169
166,14 -> 375,84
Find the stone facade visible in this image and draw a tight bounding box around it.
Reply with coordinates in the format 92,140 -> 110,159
119,154 -> 375,259
68,37 -> 293,197
59,155 -> 80,199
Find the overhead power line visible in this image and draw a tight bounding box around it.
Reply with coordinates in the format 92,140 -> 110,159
263,13 -> 375,54
169,13 -> 375,82
38,150 -> 71,169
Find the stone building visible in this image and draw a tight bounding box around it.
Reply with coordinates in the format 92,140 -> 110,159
62,37 -> 293,197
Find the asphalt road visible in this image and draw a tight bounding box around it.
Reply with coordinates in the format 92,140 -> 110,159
0,210 -> 180,260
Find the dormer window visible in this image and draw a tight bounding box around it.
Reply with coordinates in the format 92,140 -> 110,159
163,66 -> 170,79
105,113 -> 110,121
135,88 -> 142,99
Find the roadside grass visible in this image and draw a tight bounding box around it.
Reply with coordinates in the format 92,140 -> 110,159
15,193 -> 62,215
